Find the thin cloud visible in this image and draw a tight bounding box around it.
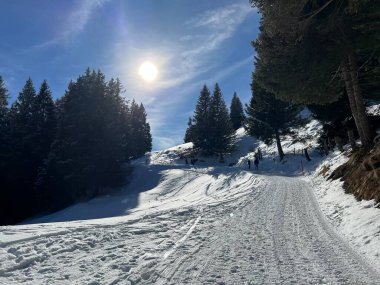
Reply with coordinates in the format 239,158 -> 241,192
32,0 -> 110,50
187,3 -> 251,29
157,3 -> 253,90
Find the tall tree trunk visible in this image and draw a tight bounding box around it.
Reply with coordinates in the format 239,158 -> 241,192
275,130 -> 284,161
347,129 -> 357,151
347,53 -> 373,148
341,60 -> 371,149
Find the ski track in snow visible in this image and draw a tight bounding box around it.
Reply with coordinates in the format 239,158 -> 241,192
1,166 -> 379,284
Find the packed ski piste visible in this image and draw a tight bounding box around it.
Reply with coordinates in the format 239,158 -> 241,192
1,116 -> 380,284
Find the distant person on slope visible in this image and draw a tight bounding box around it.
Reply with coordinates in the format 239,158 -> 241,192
254,153 -> 259,170
257,147 -> 262,160
247,159 -> 251,170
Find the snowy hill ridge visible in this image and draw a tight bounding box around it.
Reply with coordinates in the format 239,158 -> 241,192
1,120 -> 380,284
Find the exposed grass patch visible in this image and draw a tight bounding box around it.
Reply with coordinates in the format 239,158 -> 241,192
329,143 -> 380,206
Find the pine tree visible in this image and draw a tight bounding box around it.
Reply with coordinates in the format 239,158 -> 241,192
246,79 -> 301,160
192,85 -> 212,153
230,92 -> 245,130
31,81 -> 57,208
34,81 -> 56,161
5,78 -> 40,222
250,0 -> 379,148
45,69 -> 128,208
10,78 -> 37,134
308,95 -> 352,124
0,76 -> 9,155
184,117 -> 195,143
128,100 -> 152,159
0,76 -> 8,129
138,103 -> 152,155
0,76 -> 10,224
208,83 -> 236,155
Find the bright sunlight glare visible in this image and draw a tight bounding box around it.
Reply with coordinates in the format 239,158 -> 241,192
138,61 -> 158,82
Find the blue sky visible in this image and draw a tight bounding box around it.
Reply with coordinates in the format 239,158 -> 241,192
0,0 -> 260,150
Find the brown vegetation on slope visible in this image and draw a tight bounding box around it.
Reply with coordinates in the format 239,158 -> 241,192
329,143 -> 380,206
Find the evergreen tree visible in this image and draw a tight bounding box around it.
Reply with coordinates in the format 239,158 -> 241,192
230,92 -> 245,130
250,0 -> 379,148
138,103 -> 152,155
308,95 -> 352,124
0,70 -> 154,224
192,85 -> 212,153
32,81 -> 57,208
0,75 -> 9,156
34,81 -> 56,162
0,76 -> 10,223
10,78 -> 37,135
128,100 -> 152,159
184,117 -> 195,143
45,69 -> 128,208
246,79 -> 301,160
0,76 -> 8,130
188,84 -> 236,156
5,78 -> 40,223
208,83 -> 236,155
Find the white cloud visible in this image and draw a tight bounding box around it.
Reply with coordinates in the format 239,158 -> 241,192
32,0 -> 110,49
157,3 -> 253,90
187,3 -> 251,29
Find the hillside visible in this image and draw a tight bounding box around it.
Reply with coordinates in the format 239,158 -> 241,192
1,120 -> 380,284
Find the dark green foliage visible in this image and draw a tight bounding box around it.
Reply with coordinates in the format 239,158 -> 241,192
0,76 -> 7,128
0,76 -> 9,154
230,92 -> 245,130
184,117 -> 195,143
250,0 -> 379,148
45,70 -> 127,208
0,70 -> 153,225
246,80 -> 301,160
0,78 -> 57,224
308,95 -> 352,124
127,101 -> 152,159
34,81 -> 57,163
192,85 -> 212,151
187,84 -> 235,156
0,77 -> 10,222
208,84 -> 236,155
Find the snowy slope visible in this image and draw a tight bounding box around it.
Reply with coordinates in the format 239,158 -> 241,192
1,120 -> 380,284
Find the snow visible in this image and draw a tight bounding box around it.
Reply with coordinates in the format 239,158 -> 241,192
311,151 -> 380,271
366,102 -> 380,116
1,120 -> 379,284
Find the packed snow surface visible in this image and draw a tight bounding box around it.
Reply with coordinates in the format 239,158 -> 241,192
1,124 -> 379,284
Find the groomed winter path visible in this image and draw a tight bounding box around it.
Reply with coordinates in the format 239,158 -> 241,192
152,175 -> 380,285
1,167 -> 379,284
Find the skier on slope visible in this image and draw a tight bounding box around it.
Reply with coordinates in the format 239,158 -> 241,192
247,159 -> 251,170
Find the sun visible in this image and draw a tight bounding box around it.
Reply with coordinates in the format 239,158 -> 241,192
138,61 -> 158,82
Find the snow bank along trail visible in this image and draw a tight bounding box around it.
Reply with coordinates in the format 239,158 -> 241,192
1,162 -> 379,284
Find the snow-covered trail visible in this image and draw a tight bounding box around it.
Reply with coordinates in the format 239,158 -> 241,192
153,176 -> 380,284
1,166 -> 379,284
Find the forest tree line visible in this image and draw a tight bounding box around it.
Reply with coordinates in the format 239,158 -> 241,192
0,69 -> 152,225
